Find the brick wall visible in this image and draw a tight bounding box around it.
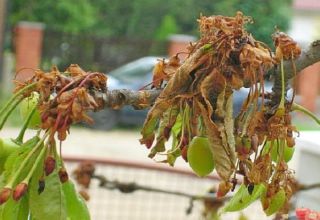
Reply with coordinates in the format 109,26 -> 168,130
14,21 -> 44,82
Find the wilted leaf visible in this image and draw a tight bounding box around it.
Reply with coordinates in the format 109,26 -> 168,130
148,106 -> 179,158
167,149 -> 181,167
224,93 -> 236,157
197,101 -> 234,181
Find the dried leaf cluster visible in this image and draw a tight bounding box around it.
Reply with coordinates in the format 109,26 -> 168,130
16,64 -> 107,141
140,12 -> 302,215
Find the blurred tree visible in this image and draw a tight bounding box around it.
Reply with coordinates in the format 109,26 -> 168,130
154,15 -> 179,41
8,0 -> 292,73
9,0 -> 96,33
10,0 -> 292,44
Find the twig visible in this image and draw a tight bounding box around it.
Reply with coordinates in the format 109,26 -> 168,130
92,174 -> 226,202
299,183 -> 320,191
92,174 -> 320,199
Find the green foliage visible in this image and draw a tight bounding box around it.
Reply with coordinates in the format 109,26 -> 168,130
10,0 -> 96,33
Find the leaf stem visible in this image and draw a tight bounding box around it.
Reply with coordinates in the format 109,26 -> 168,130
23,142 -> 47,183
0,83 -> 37,129
0,83 -> 36,116
5,132 -> 48,188
15,106 -> 37,144
0,97 -> 23,129
276,59 -> 285,116
291,102 -> 320,125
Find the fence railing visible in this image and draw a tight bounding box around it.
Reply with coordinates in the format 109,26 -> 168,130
64,156 -> 270,220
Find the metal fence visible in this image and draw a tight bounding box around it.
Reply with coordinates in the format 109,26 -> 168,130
64,157 -> 270,220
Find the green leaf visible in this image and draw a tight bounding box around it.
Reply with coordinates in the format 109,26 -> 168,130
0,196 -> 29,220
62,181 -> 90,220
223,184 -> 266,212
3,136 -> 40,183
171,113 -> 182,138
167,149 -> 181,166
29,170 -> 67,220
263,188 -> 286,216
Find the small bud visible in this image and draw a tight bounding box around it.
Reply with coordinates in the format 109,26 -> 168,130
0,187 -> 12,205
13,183 -> 28,201
38,179 -> 46,195
247,183 -> 254,195
216,181 -> 232,198
261,197 -> 270,210
182,135 -> 189,147
163,127 -> 171,140
286,136 -> 295,148
181,146 -> 188,162
59,168 -> 69,183
44,156 -> 56,176
140,134 -> 154,149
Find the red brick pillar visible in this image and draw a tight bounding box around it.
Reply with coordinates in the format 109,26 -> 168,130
168,34 -> 196,61
298,61 -> 320,112
14,21 -> 44,82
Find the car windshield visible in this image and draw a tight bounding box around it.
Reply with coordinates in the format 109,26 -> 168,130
108,57 -> 159,84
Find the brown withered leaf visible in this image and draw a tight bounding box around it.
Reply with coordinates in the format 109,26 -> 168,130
224,93 -> 236,158
148,106 -> 179,158
67,64 -> 87,77
159,44 -> 211,99
196,100 -> 235,181
141,45 -> 211,148
152,59 -> 167,89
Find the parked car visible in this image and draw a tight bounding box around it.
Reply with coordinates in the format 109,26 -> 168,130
88,56 -> 283,130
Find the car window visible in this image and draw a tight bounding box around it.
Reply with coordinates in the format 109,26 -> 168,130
109,58 -> 157,84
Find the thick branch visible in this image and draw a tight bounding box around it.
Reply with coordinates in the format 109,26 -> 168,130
271,40 -> 320,105
96,89 -> 161,110
283,40 -> 320,79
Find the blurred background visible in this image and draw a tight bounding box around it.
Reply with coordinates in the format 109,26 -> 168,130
0,0 -> 320,219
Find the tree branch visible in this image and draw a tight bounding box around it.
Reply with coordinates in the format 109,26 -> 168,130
283,40 -> 320,79
95,89 -> 161,110
98,40 -> 320,110
271,40 -> 320,105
